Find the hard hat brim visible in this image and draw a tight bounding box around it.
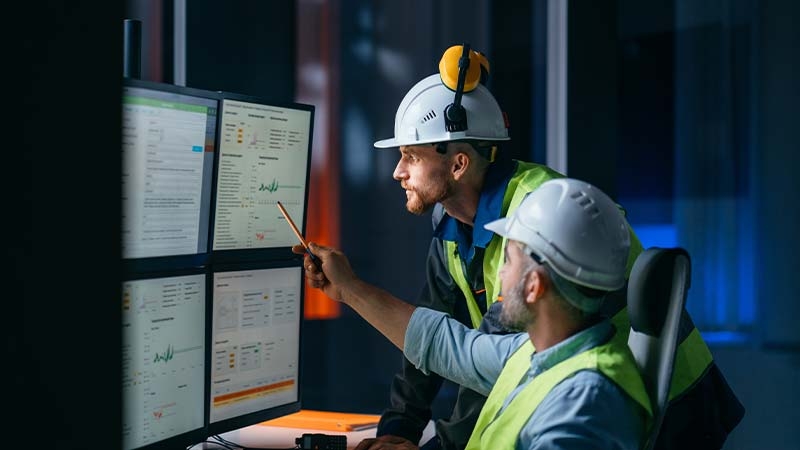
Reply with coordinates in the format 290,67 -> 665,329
373,136 -> 452,149
374,134 -> 510,149
373,137 -> 400,148
484,217 -> 510,238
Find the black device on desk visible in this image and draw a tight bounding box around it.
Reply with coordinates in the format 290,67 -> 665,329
296,433 -> 347,450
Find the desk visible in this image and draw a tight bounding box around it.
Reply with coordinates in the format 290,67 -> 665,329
201,419 -> 435,449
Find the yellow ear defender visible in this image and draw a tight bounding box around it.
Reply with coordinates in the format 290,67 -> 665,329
439,44 -> 491,93
441,43 -> 490,133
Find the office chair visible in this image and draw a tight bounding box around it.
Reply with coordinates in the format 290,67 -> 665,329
627,247 -> 692,450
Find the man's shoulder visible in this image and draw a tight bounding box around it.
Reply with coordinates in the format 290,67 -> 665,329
513,160 -> 565,180
501,161 -> 566,210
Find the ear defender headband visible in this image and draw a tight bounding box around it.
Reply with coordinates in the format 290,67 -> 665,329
437,44 -> 497,161
440,43 -> 474,133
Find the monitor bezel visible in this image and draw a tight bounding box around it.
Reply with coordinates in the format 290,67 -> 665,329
205,258 -> 305,438
209,90 -> 315,264
121,78 -> 221,270
121,265 -> 211,450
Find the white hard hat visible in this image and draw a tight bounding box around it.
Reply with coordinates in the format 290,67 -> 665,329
373,74 -> 510,148
485,178 -> 630,291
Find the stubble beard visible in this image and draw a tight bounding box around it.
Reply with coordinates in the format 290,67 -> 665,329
499,277 -> 535,332
404,177 -> 453,216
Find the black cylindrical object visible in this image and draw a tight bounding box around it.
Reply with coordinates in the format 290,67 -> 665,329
123,19 -> 142,79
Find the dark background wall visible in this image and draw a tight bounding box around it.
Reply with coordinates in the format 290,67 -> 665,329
186,2 -> 295,101
566,3 -> 800,447
5,2 -> 122,449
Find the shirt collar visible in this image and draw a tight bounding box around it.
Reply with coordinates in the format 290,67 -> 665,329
529,320 -> 614,377
434,159 -> 517,260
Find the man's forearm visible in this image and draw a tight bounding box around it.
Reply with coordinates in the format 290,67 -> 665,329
340,278 -> 416,349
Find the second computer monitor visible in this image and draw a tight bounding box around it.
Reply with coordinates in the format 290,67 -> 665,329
207,262 -> 303,436
122,270 -> 208,450
212,93 -> 314,261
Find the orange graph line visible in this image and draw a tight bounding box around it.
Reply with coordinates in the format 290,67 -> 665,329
213,379 -> 295,406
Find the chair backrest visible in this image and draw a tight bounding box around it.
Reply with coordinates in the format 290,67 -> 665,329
627,247 -> 691,450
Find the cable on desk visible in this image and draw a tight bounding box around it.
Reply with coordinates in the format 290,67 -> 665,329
202,432 -> 347,450
186,438 -> 238,449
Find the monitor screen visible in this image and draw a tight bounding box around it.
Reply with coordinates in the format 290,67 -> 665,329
121,270 -> 208,450
207,263 -> 303,435
122,79 -> 218,261
211,94 -> 314,260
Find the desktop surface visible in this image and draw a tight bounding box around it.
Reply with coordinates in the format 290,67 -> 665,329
199,410 -> 435,450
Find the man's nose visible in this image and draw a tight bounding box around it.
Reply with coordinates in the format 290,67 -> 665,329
393,163 -> 406,180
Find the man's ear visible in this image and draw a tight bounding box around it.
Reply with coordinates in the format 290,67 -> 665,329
451,151 -> 470,180
526,268 -> 547,305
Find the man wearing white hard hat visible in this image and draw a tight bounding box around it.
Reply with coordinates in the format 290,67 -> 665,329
297,178 -> 652,450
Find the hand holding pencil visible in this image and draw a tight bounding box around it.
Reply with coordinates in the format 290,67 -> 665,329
292,241 -> 359,304
276,201 -> 322,269
277,202 -> 360,302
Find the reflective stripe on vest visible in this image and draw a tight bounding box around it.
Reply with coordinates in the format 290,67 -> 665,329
446,245 -> 485,329
465,334 -> 652,450
444,162 -> 563,328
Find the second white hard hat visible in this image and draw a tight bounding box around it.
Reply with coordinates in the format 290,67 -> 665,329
485,178 -> 631,291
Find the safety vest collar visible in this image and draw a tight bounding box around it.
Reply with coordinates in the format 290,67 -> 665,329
433,159 -> 517,263
528,320 -> 615,377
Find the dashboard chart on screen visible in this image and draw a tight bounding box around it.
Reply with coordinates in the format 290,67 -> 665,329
208,264 -> 303,435
212,95 -> 314,255
121,271 -> 207,450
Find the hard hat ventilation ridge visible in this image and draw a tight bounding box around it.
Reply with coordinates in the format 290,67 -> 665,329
420,109 -> 437,124
571,191 -> 601,219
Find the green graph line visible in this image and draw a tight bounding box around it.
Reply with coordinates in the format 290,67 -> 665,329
153,344 -> 174,363
259,179 -> 279,193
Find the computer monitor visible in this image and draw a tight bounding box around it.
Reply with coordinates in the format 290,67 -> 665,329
122,79 -> 219,268
211,92 -> 314,262
121,269 -> 209,450
206,262 -> 304,437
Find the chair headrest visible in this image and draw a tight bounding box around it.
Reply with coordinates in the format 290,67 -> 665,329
627,247 -> 691,336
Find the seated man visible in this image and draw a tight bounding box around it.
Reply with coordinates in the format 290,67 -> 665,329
297,178 -> 653,450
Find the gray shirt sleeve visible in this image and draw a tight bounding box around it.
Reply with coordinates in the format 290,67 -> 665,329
404,307 -> 529,396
